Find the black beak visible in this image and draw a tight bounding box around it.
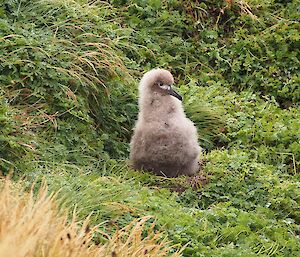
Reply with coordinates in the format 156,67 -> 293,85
169,87 -> 182,101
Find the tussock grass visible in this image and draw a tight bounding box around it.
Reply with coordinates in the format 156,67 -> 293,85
0,178 -> 183,257
1,0 -> 138,163
184,101 -> 227,150
1,0 -> 133,111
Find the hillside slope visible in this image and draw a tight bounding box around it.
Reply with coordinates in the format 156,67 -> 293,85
0,0 -> 299,256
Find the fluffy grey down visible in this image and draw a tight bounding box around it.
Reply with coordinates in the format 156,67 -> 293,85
130,68 -> 201,177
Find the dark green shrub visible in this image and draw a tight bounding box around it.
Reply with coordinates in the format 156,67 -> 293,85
0,90 -> 31,173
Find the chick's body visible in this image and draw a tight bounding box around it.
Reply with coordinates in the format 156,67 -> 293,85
130,69 -> 201,177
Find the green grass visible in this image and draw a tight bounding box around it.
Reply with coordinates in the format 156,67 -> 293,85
24,154 -> 300,256
1,0 -> 300,256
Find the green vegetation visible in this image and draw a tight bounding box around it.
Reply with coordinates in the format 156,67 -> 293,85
0,0 -> 299,256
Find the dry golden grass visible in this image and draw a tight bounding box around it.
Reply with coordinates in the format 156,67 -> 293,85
0,178 -> 184,257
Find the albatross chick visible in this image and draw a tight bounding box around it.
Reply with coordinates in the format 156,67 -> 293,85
130,68 -> 201,177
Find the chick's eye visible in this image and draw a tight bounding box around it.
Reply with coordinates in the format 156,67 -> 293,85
160,84 -> 170,90
158,82 -> 171,90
